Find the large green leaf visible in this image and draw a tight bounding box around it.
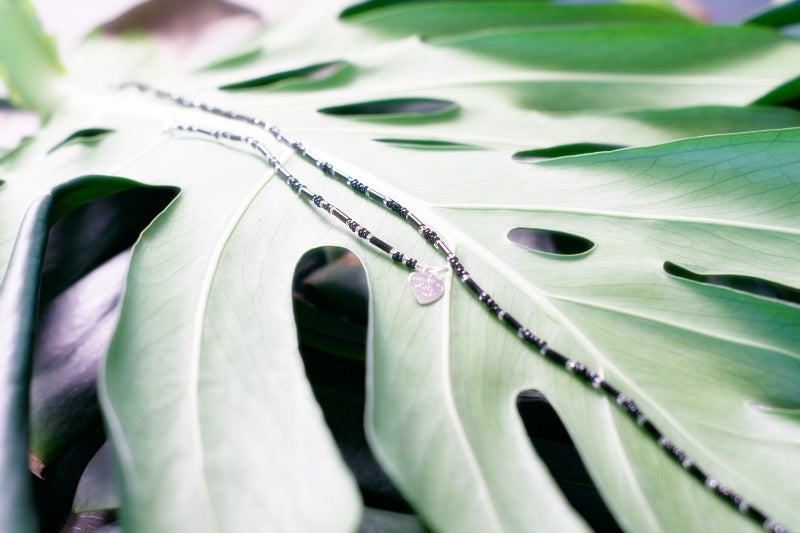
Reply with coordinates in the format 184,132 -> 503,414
2,1 -> 800,531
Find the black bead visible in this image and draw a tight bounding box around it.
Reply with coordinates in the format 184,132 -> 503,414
422,228 -> 438,243
370,236 -> 393,254
387,200 -> 410,217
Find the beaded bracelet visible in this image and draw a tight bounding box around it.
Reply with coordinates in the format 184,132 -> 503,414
126,83 -> 786,533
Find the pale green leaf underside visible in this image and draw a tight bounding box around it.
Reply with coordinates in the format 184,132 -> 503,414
1,0 -> 799,531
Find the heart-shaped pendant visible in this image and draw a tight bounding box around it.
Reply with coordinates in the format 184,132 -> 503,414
408,271 -> 445,305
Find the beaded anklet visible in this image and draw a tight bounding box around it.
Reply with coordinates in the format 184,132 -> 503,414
125,83 -> 786,533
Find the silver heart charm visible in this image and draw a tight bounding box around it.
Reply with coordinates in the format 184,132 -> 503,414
408,271 -> 445,305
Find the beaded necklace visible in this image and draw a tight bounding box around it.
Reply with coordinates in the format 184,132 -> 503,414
122,82 -> 786,533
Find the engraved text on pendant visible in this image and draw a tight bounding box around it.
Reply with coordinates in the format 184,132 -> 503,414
408,272 -> 445,305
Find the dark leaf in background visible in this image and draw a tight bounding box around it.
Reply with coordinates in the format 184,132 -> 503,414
0,176 -> 178,532
30,252 -> 130,467
40,185 -> 178,303
72,442 -> 119,514
34,422 -> 106,533
747,0 -> 800,28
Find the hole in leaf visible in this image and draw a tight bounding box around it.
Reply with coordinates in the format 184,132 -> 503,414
201,47 -> 263,71
293,248 -> 424,525
48,128 -> 114,155
517,390 -> 623,533
373,138 -> 480,150
664,261 -> 800,306
219,60 -> 353,91
508,228 -> 594,256
513,143 -> 626,161
319,97 -> 459,121
752,74 -> 800,110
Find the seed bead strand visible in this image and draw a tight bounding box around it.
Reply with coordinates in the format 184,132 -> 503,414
131,84 -> 785,533
170,124 -> 421,271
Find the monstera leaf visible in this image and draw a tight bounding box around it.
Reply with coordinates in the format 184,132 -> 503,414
1,0 -> 799,531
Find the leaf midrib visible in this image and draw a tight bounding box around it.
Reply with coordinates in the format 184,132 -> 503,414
440,274 -> 506,532
187,158 -> 280,530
